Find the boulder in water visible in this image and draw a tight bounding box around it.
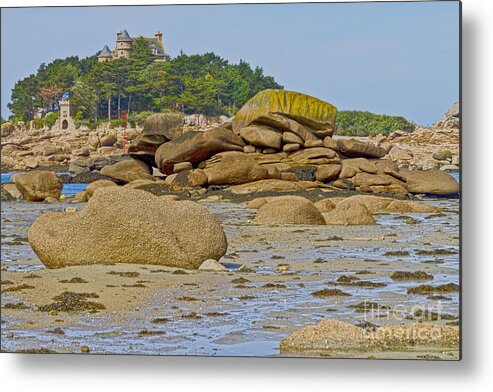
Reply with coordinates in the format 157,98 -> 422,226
12,171 -> 63,202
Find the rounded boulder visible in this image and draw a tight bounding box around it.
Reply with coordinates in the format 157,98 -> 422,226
28,187 -> 228,269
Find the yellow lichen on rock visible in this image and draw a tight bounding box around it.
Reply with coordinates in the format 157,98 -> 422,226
232,89 -> 337,136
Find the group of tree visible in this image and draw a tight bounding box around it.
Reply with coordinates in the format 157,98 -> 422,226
334,110 -> 415,136
7,38 -> 283,125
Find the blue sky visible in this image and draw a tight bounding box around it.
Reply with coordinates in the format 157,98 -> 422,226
1,1 -> 459,125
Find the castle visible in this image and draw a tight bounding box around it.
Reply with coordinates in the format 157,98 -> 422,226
97,29 -> 166,62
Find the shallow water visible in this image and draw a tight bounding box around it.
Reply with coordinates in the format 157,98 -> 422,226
1,194 -> 460,357
2,172 -> 87,196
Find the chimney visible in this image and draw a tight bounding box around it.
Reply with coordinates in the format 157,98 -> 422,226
155,31 -> 163,42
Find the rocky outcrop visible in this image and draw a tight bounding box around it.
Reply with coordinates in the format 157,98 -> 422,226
28,187 -> 228,269
253,196 -> 326,225
228,179 -> 322,195
239,125 -> 283,149
100,158 -> 153,184
12,171 -> 63,202
155,127 -> 245,175
203,151 -> 270,185
328,195 -> 440,214
280,318 -> 459,356
337,139 -> 387,159
232,89 -> 337,137
129,112 -> 184,166
434,102 -> 459,129
400,169 -> 459,196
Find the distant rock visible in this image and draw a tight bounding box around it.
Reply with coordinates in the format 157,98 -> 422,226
253,196 -> 326,225
400,169 -> 459,196
129,112 -> 184,166
100,158 -> 153,184
337,139 -> 387,159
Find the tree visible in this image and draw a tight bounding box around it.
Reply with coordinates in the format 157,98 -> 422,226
8,75 -> 39,121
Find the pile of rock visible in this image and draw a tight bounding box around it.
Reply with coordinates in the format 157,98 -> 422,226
0,125 -> 139,171
123,89 -> 458,197
368,102 -> 460,172
433,102 -> 460,130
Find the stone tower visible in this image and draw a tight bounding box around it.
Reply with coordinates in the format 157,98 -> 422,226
115,29 -> 133,59
97,45 -> 113,63
58,100 -> 76,131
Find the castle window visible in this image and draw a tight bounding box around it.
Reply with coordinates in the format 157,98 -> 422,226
120,51 -> 124,56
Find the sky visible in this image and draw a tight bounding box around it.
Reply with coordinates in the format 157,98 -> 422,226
0,1 -> 459,125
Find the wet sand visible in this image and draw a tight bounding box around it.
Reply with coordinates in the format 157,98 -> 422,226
1,195 -> 459,358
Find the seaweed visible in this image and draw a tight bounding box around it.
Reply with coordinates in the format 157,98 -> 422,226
3,302 -> 29,309
262,283 -> 287,289
416,249 -> 458,256
151,317 -> 170,323
383,250 -> 409,257
59,277 -> 88,284
107,271 -> 140,278
390,271 -> 433,281
231,277 -> 250,284
2,284 -> 35,293
176,296 -> 199,301
407,283 -> 460,295
311,289 -> 351,297
37,291 -> 106,313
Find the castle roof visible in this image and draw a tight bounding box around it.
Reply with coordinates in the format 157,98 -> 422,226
117,29 -> 132,42
98,45 -> 113,57
132,36 -> 165,56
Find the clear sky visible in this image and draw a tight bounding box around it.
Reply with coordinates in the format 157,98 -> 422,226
1,1 -> 459,125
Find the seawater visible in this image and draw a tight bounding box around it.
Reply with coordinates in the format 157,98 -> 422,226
1,172 -> 87,196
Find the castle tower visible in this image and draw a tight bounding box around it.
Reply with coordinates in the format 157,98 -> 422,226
58,100 -> 76,131
97,45 -> 113,63
115,29 -> 133,59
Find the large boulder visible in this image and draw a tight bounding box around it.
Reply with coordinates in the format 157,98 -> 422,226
12,171 -> 63,201
280,318 -> 459,356
315,164 -> 342,182
253,196 -> 326,225
100,158 -> 153,184
337,139 -> 387,159
129,112 -> 184,165
28,187 -> 228,269
324,198 -> 376,225
232,89 -> 337,138
400,169 -> 459,196
155,127 -> 245,175
203,151 -> 270,185
239,124 -> 283,149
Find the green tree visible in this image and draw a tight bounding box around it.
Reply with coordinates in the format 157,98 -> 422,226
8,75 -> 39,121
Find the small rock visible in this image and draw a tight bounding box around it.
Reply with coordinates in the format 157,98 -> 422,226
198,259 -> 228,271
173,162 -> 193,173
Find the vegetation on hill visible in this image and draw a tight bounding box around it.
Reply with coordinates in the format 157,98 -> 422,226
7,38 -> 282,124
335,110 -> 415,136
